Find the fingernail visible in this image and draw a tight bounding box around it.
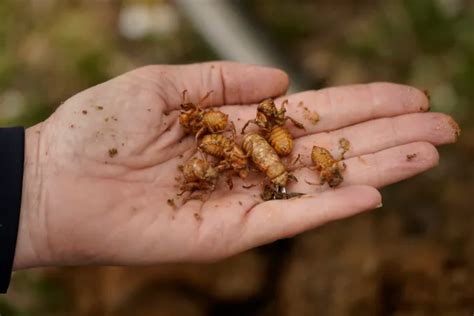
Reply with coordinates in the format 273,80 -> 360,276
375,202 -> 383,209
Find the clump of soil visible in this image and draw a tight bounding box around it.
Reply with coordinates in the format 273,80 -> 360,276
108,148 -> 118,158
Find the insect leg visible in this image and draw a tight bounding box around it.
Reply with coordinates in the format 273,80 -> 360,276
216,160 -> 230,172
229,121 -> 237,142
291,154 -> 301,166
182,89 -> 188,104
178,181 -> 199,195
198,90 -> 214,106
241,120 -> 258,134
225,172 -> 234,190
288,174 -> 298,183
195,127 -> 206,142
286,116 -> 305,129
197,146 -> 207,160
304,179 -> 322,186
242,177 -> 266,189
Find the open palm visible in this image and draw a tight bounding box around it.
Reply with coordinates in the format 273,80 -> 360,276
16,62 -> 458,269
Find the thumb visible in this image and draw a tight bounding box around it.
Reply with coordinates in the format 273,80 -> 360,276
239,185 -> 382,251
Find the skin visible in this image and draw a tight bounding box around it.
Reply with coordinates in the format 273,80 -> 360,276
14,61 -> 459,270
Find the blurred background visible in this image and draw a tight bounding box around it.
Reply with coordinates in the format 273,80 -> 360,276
1,0 -> 474,315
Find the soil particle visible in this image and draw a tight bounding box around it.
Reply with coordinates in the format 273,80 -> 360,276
303,106 -> 320,125
194,213 -> 202,221
167,199 -> 177,209
339,138 -> 351,159
108,148 -> 118,158
406,153 -> 417,161
447,116 -> 461,139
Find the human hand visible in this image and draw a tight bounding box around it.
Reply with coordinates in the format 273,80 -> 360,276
14,62 -> 459,269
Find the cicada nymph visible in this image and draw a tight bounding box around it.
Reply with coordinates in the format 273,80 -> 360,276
242,98 -> 304,156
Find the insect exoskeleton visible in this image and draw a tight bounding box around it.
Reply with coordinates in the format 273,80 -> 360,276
179,107 -> 229,139
311,146 -> 345,188
180,157 -> 219,192
241,98 -> 304,156
267,125 -> 293,156
242,133 -> 288,187
199,134 -> 232,158
199,133 -> 249,179
204,110 -> 228,130
221,144 -> 249,179
178,90 -> 229,139
257,98 -> 279,119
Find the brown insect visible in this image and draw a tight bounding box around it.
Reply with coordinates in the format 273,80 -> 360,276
179,90 -> 229,140
260,184 -> 304,201
199,133 -> 232,157
311,146 -> 346,188
199,124 -> 249,188
242,98 -> 304,156
242,133 -> 292,188
179,157 -> 220,193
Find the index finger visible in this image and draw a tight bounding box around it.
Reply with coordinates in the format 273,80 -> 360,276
223,82 -> 430,137
130,61 -> 289,110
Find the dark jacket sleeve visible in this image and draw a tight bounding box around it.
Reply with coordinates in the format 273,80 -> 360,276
0,127 -> 25,293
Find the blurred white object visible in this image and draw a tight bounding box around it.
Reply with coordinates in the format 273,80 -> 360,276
119,3 -> 179,40
175,0 -> 277,66
174,0 -> 303,92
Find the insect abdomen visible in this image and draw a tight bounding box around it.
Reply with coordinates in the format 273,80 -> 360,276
182,157 -> 218,182
243,133 -> 288,186
311,146 -> 345,188
311,146 -> 337,170
203,111 -> 228,132
200,134 -> 230,157
268,125 -> 293,156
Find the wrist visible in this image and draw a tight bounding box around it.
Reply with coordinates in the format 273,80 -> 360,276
13,124 -> 49,270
